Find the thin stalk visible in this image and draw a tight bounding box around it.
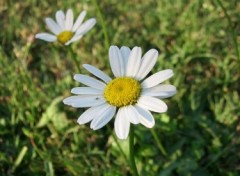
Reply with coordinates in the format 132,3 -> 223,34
91,0 -> 110,50
150,129 -> 167,157
129,125 -> 139,176
215,0 -> 240,61
20,42 -> 33,86
68,46 -> 81,73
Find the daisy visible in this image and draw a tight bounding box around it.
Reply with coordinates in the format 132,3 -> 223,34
63,46 -> 176,139
35,9 -> 96,45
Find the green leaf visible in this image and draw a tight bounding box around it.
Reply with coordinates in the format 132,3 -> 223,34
37,97 -> 68,130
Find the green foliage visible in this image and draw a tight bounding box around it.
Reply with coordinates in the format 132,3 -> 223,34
0,0 -> 240,175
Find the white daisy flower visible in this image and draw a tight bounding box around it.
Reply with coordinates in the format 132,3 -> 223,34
35,9 -> 96,45
63,46 -> 176,139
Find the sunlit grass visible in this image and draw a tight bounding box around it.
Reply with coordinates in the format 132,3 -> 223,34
0,0 -> 240,175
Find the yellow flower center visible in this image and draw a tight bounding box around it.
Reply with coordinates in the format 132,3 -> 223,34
57,31 -> 73,44
104,77 -> 141,107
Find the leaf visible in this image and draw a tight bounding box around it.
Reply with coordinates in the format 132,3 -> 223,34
37,97 -> 68,130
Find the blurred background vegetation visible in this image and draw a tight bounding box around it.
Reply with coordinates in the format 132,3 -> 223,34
0,0 -> 240,175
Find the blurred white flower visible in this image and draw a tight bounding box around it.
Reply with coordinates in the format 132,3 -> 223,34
35,9 -> 96,45
63,46 -> 176,139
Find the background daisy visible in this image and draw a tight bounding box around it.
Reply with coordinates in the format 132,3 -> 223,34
35,9 -> 96,45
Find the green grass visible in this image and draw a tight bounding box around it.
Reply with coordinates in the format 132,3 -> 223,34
1,0 -> 240,175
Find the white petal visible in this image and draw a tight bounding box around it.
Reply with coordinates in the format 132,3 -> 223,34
142,84 -> 177,98
90,105 -> 116,130
114,108 -> 130,140
134,105 -> 155,128
137,96 -> 167,113
72,10 -> 87,32
63,95 -> 105,108
77,106 -> 97,124
76,18 -> 96,35
83,64 -> 112,83
120,46 -> 131,60
65,34 -> 83,45
141,69 -> 174,88
65,9 -> 74,30
74,74 -> 106,90
55,10 -> 65,30
120,46 -> 131,74
77,103 -> 107,124
71,87 -> 103,95
45,18 -> 61,35
126,46 -> 142,77
35,33 -> 57,42
122,105 -> 139,124
109,46 -> 125,77
135,49 -> 158,80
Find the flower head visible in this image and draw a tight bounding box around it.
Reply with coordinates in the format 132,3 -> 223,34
63,46 -> 176,139
35,9 -> 96,45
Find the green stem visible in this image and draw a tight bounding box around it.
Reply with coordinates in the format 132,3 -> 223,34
215,0 -> 240,61
150,129 -> 167,157
91,0 -> 110,50
68,46 -> 81,73
129,125 -> 139,176
20,42 -> 33,86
